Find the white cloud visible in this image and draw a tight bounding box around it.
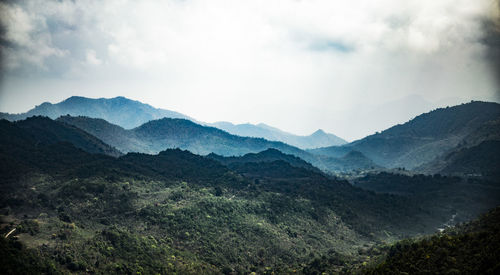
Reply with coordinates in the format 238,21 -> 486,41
0,0 -> 498,140
0,2 -> 67,70
85,49 -> 102,66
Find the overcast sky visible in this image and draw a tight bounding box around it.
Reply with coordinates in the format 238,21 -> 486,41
0,0 -> 499,141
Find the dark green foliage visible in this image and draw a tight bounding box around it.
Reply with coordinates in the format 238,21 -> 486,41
364,207 -> 500,274
0,121 -> 447,273
2,112 -> 500,274
355,172 -> 500,225
121,149 -> 229,182
0,238 -> 61,275
301,250 -> 350,274
207,148 -> 322,173
16,116 -> 122,157
17,219 -> 40,235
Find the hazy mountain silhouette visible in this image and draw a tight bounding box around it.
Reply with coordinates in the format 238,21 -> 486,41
2,101 -> 500,274
209,121 -> 347,149
57,115 -> 372,172
0,96 -> 193,129
1,96 -> 347,150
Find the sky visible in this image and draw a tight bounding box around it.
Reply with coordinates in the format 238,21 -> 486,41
0,0 -> 499,141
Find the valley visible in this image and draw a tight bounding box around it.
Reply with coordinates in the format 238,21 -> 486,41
1,98 -> 499,274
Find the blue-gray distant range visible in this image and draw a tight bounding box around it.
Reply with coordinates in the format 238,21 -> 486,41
208,122 -> 346,149
1,96 -> 499,177
0,96 -> 346,150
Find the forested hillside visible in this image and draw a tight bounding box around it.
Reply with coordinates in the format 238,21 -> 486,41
310,101 -> 500,169
57,115 -> 373,172
0,117 -> 470,274
364,207 -> 500,274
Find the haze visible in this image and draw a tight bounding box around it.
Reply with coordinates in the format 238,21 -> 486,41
1,0 -> 499,141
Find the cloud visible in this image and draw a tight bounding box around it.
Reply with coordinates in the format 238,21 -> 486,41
0,0 -> 498,140
85,49 -> 102,66
481,0 -> 500,101
0,1 -> 67,71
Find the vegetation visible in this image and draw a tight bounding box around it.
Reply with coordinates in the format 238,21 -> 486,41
364,207 -> 500,274
310,101 -> 500,169
354,172 -> 500,225
1,102 -> 500,274
0,117 -> 466,274
56,115 -> 375,172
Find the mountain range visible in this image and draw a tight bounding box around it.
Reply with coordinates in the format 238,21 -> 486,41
416,118 -> 500,179
0,96 -> 346,149
0,116 -> 452,274
208,121 -> 347,149
309,101 -> 500,170
1,97 -> 500,274
0,96 -> 192,129
2,97 -> 499,176
56,115 -> 371,172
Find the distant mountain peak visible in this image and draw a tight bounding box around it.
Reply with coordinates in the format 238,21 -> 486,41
209,122 -> 347,149
312,129 -> 326,135
0,96 -> 193,129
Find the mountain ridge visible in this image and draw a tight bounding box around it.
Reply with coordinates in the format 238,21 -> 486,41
309,101 -> 500,169
1,96 -> 347,149
0,96 -> 193,129
209,121 -> 347,149
56,115 -> 374,172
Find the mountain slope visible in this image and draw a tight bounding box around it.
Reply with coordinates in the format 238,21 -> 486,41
0,96 -> 192,129
417,119 -> 500,178
364,207 -> 500,274
210,121 -> 347,149
207,148 -> 322,173
1,96 -> 347,150
353,172 -> 500,225
0,118 -> 115,181
0,120 -> 451,274
58,115 -> 372,172
438,140 -> 500,178
1,117 -> 121,159
309,101 -> 500,169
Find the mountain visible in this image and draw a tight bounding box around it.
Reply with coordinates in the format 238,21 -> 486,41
209,121 -> 347,149
327,94 -> 437,142
437,140 -> 500,179
363,207 -> 500,274
207,148 -> 323,173
0,117 -> 121,160
0,119 -> 451,274
0,118 -> 117,181
0,96 -> 347,149
319,150 -> 379,172
2,106 -> 500,274
57,115 -> 372,172
353,172 -> 500,225
417,119 -> 500,178
0,96 -> 192,129
309,101 -> 500,169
